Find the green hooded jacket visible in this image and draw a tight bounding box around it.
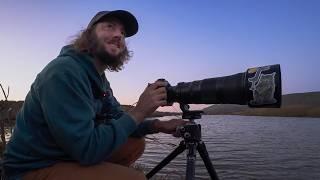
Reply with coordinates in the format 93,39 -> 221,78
3,45 -> 156,179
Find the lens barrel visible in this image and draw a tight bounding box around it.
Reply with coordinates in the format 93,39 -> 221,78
166,64 -> 281,108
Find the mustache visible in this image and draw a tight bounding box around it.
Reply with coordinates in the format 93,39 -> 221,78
106,38 -> 123,48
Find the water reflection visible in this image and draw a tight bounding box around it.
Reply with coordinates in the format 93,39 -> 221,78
138,115 -> 320,180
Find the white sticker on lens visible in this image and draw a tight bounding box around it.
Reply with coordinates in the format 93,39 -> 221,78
248,66 -> 277,105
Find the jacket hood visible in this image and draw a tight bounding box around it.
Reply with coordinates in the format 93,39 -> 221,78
58,45 -> 110,97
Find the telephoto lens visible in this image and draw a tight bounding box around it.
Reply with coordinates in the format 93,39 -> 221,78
165,64 -> 281,108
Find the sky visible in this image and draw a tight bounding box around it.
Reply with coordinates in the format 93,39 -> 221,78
1,0 -> 320,111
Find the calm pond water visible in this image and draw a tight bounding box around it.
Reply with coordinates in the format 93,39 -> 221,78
137,115 -> 320,180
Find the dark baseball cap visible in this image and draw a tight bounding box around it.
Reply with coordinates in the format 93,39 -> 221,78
87,10 -> 138,37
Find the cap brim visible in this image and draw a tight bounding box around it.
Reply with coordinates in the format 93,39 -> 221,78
97,10 -> 138,37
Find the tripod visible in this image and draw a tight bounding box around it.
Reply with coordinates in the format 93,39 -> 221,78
146,104 -> 219,180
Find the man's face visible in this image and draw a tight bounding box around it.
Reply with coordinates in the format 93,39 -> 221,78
94,18 -> 126,57
88,17 -> 130,71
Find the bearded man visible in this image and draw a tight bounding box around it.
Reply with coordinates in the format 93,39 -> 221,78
3,10 -> 186,180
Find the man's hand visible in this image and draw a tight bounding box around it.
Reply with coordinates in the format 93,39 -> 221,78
129,80 -> 168,124
153,119 -> 188,136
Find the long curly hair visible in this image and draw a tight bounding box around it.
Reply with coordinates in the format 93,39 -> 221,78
70,25 -> 132,72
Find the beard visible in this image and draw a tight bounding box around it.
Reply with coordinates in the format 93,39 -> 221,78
88,32 -> 128,72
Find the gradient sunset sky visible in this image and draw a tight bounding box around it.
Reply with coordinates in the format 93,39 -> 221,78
1,0 -> 319,111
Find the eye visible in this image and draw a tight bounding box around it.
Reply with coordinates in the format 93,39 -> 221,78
106,23 -> 114,29
102,23 -> 113,30
121,30 -> 126,36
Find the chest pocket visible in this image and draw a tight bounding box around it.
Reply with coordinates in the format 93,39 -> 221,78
90,82 -> 107,123
89,75 -> 122,125
93,88 -> 118,125
100,88 -> 123,120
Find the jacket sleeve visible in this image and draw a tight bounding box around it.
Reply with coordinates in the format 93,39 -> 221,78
37,67 -> 137,165
102,89 -> 158,137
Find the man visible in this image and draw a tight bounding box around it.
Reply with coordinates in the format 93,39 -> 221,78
3,10 -> 186,180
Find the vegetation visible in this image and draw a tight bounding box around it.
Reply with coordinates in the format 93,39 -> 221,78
203,92 -> 320,117
0,83 -> 11,157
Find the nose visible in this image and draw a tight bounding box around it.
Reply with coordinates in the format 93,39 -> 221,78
113,27 -> 125,40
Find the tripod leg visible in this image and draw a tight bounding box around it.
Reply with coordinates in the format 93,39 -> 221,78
186,142 -> 197,180
146,141 -> 186,179
197,141 -> 219,180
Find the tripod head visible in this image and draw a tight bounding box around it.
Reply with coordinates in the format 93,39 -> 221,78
180,103 -> 203,121
175,103 -> 203,142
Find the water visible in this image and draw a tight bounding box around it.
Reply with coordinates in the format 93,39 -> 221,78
137,115 -> 320,180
